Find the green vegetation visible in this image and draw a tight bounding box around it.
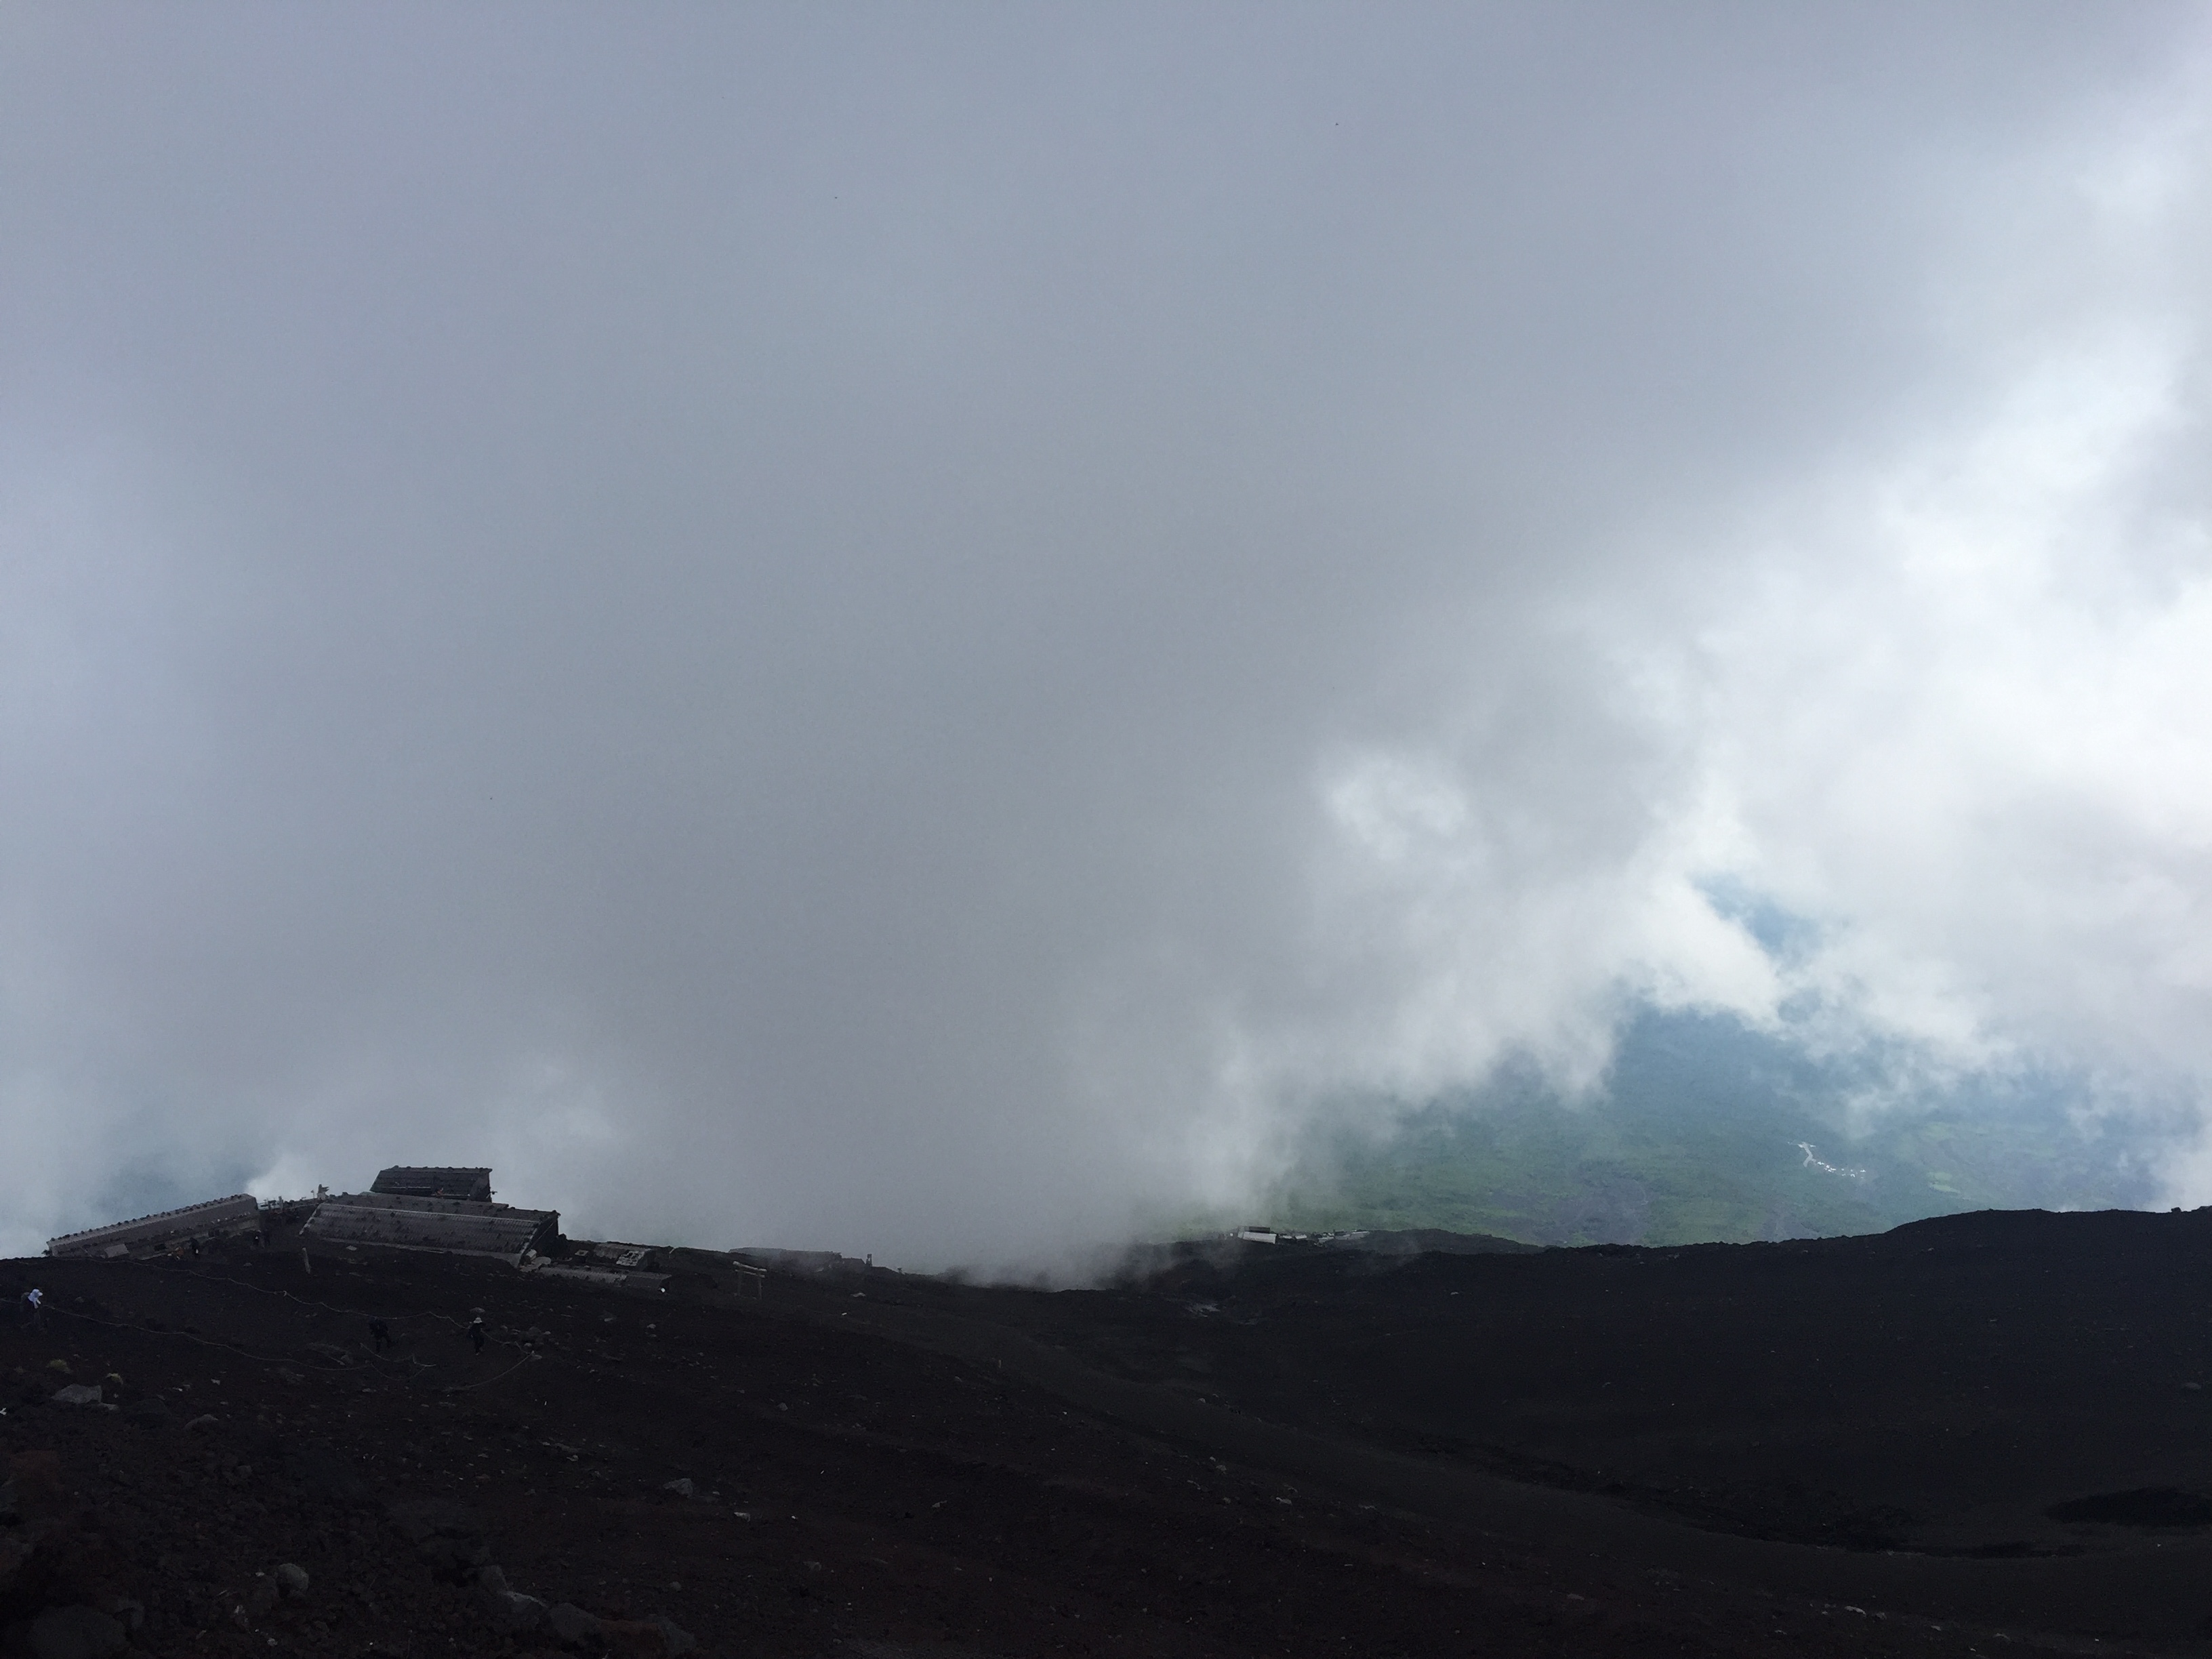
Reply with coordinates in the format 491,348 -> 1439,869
1253,1012 -> 2171,1246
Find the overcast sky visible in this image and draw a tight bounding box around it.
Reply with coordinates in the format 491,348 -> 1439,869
5,4 -> 2211,1265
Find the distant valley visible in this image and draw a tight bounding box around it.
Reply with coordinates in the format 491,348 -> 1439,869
1253,1010 -> 2173,1246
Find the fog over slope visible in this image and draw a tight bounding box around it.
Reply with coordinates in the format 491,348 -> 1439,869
5,5 -> 2212,1266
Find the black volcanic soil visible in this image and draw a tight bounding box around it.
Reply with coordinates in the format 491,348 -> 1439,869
8,1208 -> 2212,1658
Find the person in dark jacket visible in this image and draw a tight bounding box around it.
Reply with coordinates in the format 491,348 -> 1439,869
369,1318 -> 392,1353
467,1311 -> 487,1354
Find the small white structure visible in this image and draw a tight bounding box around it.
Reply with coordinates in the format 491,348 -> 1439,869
1235,1227 -> 1278,1244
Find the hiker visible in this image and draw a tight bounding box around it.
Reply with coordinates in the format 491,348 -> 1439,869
369,1318 -> 392,1353
22,1288 -> 43,1330
467,1311 -> 487,1355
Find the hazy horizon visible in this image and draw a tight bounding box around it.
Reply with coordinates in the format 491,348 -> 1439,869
7,4 -> 2212,1269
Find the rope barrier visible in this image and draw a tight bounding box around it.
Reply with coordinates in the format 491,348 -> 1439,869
23,1280 -> 524,1392
33,1304 -> 308,1370
163,1261 -> 487,1332
21,1250 -> 684,1399
436,1351 -> 544,1392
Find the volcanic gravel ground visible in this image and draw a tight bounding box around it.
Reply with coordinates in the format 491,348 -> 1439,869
992,1210 -> 2212,1556
3,1209 -> 2211,1656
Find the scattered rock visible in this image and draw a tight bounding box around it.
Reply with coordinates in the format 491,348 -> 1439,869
247,1577 -> 279,1616
475,1567 -> 538,1627
273,1562 -> 310,1599
49,1385 -> 103,1409
385,1496 -> 487,1544
660,1477 -> 694,1498
596,1614 -> 697,1656
43,1360 -> 69,1375
491,1589 -> 549,1633
387,1496 -> 491,1579
24,1603 -> 127,1659
546,1601 -> 606,1650
122,1396 -> 169,1423
184,1414 -> 220,1431
419,1534 -> 491,1577
97,1598 -> 142,1634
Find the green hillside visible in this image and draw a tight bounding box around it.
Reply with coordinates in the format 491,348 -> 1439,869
1253,1012 -> 2169,1247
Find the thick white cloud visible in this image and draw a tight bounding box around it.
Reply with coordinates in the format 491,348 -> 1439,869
1105,42 -> 2212,1206
3,4 -> 2209,1263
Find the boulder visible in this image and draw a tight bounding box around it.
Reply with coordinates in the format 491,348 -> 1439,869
384,1496 -> 487,1545
387,1496 -> 491,1580
546,1601 -> 605,1650
600,1616 -> 698,1656
476,1566 -> 547,1631
96,1599 -> 142,1635
493,1591 -> 549,1633
273,1562 -> 310,1599
48,1386 -> 102,1409
419,1534 -> 490,1577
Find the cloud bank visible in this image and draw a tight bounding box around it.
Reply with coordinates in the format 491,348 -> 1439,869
4,4 -> 2211,1263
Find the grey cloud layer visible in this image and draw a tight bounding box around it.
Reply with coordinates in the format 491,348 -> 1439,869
3,4 -> 2206,1261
